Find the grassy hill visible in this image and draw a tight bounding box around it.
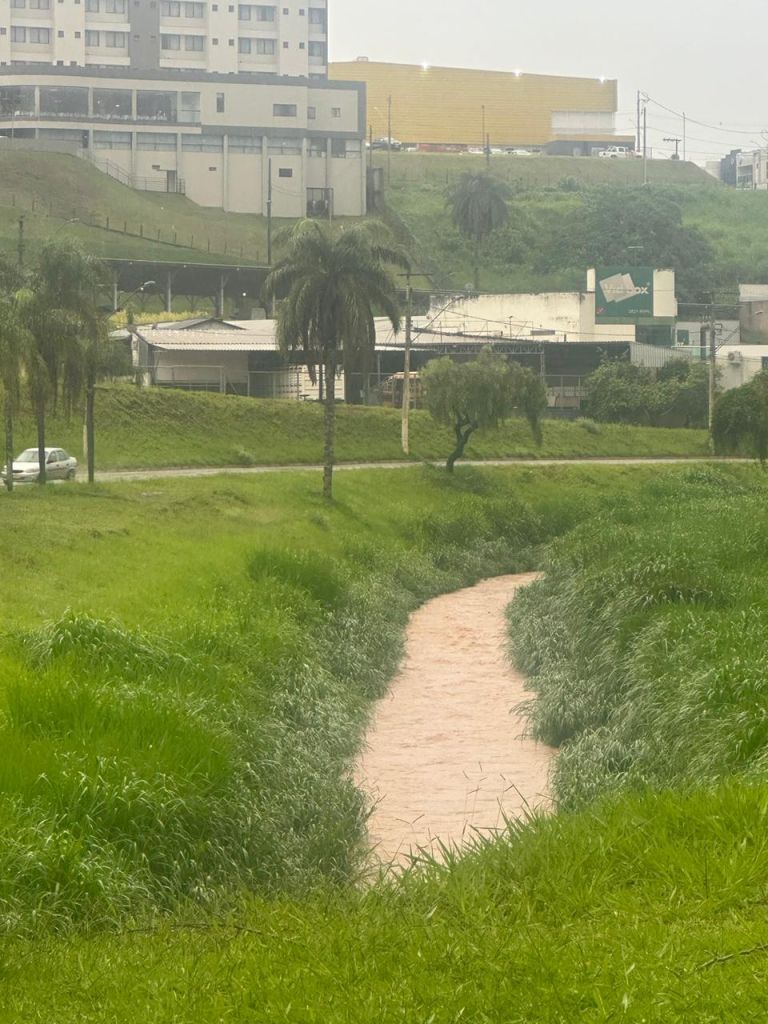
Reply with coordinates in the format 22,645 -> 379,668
9,385 -> 712,471
0,151 -> 279,267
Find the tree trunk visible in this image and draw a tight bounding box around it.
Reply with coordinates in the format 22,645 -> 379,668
322,352 -> 336,499
446,419 -> 475,473
3,397 -> 13,493
473,239 -> 480,293
86,377 -> 95,484
36,406 -> 46,485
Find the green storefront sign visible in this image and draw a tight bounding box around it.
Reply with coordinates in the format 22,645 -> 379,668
595,267 -> 655,322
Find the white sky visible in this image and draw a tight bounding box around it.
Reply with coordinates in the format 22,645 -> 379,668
330,0 -> 766,163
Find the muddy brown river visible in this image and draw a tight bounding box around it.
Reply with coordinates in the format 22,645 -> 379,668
356,573 -> 553,866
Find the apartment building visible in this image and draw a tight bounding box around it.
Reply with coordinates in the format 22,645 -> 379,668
0,0 -> 368,217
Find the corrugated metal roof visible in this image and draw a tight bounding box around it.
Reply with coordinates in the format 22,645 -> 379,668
139,317 -> 405,353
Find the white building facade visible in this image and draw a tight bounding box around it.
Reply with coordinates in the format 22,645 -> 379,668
0,0 -> 367,216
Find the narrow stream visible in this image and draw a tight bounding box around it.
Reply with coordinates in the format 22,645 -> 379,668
356,573 -> 553,865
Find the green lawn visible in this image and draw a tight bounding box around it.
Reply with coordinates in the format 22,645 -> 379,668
10,385 -> 712,472
4,464 -> 768,1021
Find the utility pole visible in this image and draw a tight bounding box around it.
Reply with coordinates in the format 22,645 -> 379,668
708,304 -> 717,441
387,94 -> 392,183
664,136 -> 682,160
401,270 -> 413,454
368,123 -> 373,171
636,90 -> 641,153
17,214 -> 24,269
682,112 -> 687,162
642,98 -> 648,185
266,157 -> 273,266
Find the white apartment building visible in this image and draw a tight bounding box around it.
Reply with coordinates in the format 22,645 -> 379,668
0,0 -> 327,77
0,0 -> 368,217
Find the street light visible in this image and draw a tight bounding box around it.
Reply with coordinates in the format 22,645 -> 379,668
116,279 -> 157,316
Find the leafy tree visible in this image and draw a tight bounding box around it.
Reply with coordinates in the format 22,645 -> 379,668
0,299 -> 31,492
423,348 -> 546,472
264,223 -> 405,499
19,243 -> 109,484
713,371 -> 768,463
585,359 -> 710,427
446,173 -> 511,291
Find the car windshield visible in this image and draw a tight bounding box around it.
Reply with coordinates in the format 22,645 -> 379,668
15,450 -> 41,463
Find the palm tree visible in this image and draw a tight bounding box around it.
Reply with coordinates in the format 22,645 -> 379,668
264,223 -> 406,499
0,299 -> 30,492
20,243 -> 108,484
447,173 -> 511,291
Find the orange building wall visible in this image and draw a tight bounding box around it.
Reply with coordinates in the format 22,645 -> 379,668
330,61 -> 618,147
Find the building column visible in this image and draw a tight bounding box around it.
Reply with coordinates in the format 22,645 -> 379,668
165,271 -> 174,313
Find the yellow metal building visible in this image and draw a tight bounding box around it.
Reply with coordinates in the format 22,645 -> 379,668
330,61 -> 620,150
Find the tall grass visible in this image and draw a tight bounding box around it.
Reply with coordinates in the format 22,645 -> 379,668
509,466 -> 768,809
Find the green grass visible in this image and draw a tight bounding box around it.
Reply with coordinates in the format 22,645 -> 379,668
4,465 -> 768,1020
0,151 -> 284,266
11,385 -> 712,471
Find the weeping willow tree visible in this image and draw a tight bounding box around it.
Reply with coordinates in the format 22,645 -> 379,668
264,223 -> 407,498
423,348 -> 547,472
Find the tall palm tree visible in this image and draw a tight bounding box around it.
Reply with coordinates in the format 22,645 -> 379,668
447,173 -> 511,291
264,223 -> 406,499
20,243 -> 108,484
0,299 -> 30,492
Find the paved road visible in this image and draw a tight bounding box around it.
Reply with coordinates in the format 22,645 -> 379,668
87,456 -> 745,484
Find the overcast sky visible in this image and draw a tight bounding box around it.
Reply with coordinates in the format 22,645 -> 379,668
330,0 -> 766,162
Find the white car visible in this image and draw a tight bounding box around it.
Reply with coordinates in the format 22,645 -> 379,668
598,146 -> 631,159
3,447 -> 78,483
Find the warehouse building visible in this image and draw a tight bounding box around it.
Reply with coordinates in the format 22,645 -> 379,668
330,60 -> 630,154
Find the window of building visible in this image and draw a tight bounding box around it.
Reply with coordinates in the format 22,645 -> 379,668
93,129 -> 132,149
330,106 -> 340,117
181,132 -> 222,151
268,136 -> 301,154
105,30 -> 127,46
282,40 -> 288,47
179,90 -> 200,122
307,138 -> 324,157
93,87 -> 131,117
228,133 -> 259,152
298,41 -> 304,48
307,105 -> 316,119
273,103 -> 296,117
238,36 -> 275,53
136,131 -> 176,150
308,5 -> 325,26
137,90 -> 177,120
29,27 -> 52,43
331,137 -> 346,158
10,26 -> 26,41
308,40 -> 326,59
278,167 -> 292,177
0,85 -> 34,117
104,0 -> 127,11
239,3 -> 275,17
11,0 -> 26,8
39,85 -> 88,116
160,33 -> 181,49
30,0 -> 51,9
85,0 -> 99,9
85,29 -> 100,44
184,34 -> 204,50
161,1 -> 204,15
216,92 -> 224,113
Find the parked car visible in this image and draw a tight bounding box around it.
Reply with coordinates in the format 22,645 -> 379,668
598,146 -> 631,159
370,136 -> 402,151
505,148 -> 534,156
3,447 -> 78,483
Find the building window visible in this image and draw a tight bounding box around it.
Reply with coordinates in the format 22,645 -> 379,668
105,31 -> 127,46
104,0 -> 127,11
181,132 -> 223,151
137,90 -> 177,120
238,36 -> 275,54
298,41 -> 304,48
11,0 -> 26,8
93,130 -> 132,149
85,0 -> 99,9
184,34 -> 204,50
239,3 -> 275,18
216,92 -> 224,113
93,87 -> 131,118
308,6 -> 325,27
85,29 -> 100,45
161,1 -> 204,15
228,133 -> 259,152
40,85 -> 88,116
268,136 -> 301,154
330,106 -> 340,117
307,105 -> 316,119
331,138 -> 347,158
282,40 -> 288,47
308,40 -> 326,59
28,27 -> 52,43
30,0 -> 51,9
0,85 -> 35,116
180,90 -> 200,122
273,103 -> 296,117
307,138 -> 324,157
137,131 -> 177,150
278,167 -> 293,178
161,33 -> 181,49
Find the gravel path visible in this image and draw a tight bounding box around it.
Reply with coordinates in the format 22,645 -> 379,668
356,573 -> 553,866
